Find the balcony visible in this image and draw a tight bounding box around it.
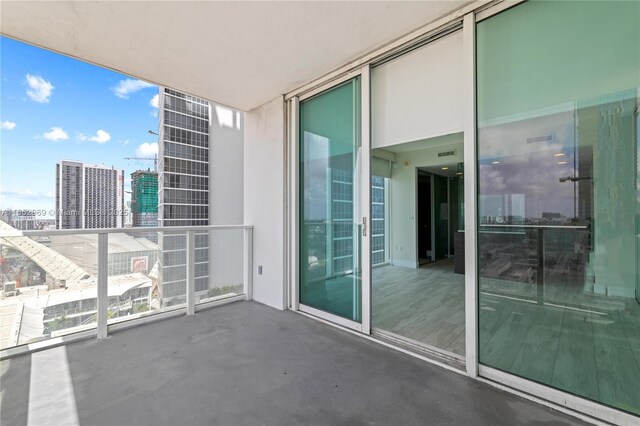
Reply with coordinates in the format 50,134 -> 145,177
0,224 -> 587,424
0,300 -> 586,425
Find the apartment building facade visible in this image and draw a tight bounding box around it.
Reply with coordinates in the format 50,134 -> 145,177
56,160 -> 124,229
131,170 -> 158,228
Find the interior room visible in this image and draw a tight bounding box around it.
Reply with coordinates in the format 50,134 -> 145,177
368,28 -> 466,357
371,134 -> 466,357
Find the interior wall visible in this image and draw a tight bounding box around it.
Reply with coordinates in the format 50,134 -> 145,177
371,30 -> 463,149
244,97 -> 286,310
388,135 -> 463,268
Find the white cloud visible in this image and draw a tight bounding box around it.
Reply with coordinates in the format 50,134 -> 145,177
135,142 -> 158,157
42,127 -> 68,141
77,130 -> 111,143
25,74 -> 54,103
1,121 -> 16,130
120,139 -> 131,146
150,94 -> 159,108
111,79 -> 154,99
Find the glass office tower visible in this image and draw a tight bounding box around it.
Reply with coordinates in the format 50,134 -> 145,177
158,88 -> 211,305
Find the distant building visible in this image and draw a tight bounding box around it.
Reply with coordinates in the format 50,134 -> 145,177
157,88 -> 211,304
131,170 -> 158,228
46,232 -> 158,277
0,210 -> 36,230
56,160 -> 124,229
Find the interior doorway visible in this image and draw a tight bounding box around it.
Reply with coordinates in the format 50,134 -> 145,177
417,171 -> 432,265
416,165 -> 463,267
371,133 -> 466,358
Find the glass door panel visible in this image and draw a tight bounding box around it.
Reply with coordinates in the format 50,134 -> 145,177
299,78 -> 361,322
477,0 -> 640,415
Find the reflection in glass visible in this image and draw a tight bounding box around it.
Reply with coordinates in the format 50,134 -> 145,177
299,79 -> 361,322
477,0 -> 640,415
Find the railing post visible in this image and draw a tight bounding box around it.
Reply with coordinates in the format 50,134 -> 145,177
97,232 -> 108,339
244,228 -> 253,300
186,230 -> 195,315
537,227 -> 545,305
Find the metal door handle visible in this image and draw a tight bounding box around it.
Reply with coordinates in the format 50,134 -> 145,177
362,217 -> 367,237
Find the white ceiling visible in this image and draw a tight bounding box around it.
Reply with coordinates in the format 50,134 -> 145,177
378,132 -> 463,153
0,1 -> 467,111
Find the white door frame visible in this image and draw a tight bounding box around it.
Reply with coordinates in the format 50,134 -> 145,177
285,2 -> 636,422
290,68 -> 371,333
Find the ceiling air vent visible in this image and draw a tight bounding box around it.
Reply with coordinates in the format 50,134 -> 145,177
438,150 -> 456,158
527,135 -> 553,144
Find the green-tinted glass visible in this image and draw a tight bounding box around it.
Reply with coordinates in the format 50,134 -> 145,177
299,78 -> 361,322
477,0 -> 640,415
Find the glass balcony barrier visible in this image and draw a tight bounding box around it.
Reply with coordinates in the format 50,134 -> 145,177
0,225 -> 252,353
478,223 -> 591,307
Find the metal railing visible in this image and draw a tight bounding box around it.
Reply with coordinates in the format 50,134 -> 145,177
478,223 -> 590,307
0,225 -> 253,358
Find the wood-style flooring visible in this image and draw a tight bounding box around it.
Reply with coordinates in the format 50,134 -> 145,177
372,260 -> 640,415
479,289 -> 640,415
372,259 -> 466,356
306,259 -> 640,415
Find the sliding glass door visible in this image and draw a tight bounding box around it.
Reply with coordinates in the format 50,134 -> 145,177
298,77 -> 363,325
477,0 -> 640,415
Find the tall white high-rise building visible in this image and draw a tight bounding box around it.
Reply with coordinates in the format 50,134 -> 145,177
56,160 -> 125,229
157,87 -> 244,306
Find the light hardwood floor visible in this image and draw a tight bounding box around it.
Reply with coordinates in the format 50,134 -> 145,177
372,260 -> 640,415
479,291 -> 640,415
372,259 -> 466,356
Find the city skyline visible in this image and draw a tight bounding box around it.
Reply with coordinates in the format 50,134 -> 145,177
0,36 -> 160,215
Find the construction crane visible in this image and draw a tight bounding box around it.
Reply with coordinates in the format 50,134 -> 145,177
124,154 -> 158,173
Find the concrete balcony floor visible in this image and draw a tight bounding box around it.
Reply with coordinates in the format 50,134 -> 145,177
1,301 -> 586,425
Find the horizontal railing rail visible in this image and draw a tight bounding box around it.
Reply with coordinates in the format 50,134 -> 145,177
0,224 -> 253,238
478,224 -> 588,229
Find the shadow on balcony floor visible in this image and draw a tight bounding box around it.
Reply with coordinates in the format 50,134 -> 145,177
1,301 -> 587,425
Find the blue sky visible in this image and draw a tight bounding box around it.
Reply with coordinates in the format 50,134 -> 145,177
0,36 -> 160,216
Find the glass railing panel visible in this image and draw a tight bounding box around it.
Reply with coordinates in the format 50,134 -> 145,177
1,226 -> 250,351
106,229 -> 187,326
0,233 -> 98,350
195,228 -> 244,304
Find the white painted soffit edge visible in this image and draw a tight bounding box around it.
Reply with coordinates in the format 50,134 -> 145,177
0,0 -> 470,111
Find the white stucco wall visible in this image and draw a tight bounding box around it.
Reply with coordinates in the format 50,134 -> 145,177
210,103 -> 244,225
372,30 -> 463,149
209,103 -> 244,290
244,97 -> 286,310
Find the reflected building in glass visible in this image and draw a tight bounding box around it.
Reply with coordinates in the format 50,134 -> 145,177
476,0 -> 639,414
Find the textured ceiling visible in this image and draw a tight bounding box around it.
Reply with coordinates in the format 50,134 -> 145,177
1,1 -> 468,111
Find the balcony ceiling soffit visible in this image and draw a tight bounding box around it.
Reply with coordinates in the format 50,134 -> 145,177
1,1 -> 467,111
